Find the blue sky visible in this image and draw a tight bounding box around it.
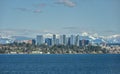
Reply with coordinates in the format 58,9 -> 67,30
0,0 -> 120,37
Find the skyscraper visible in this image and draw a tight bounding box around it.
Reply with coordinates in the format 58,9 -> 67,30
63,35 -> 66,45
70,35 -> 75,45
79,39 -> 89,46
56,39 -> 59,45
75,35 -> 80,46
32,39 -> 36,45
53,34 -> 56,45
36,35 -> 43,45
45,38 -> 52,46
60,35 -> 63,45
67,37 -> 71,46
60,35 -> 66,45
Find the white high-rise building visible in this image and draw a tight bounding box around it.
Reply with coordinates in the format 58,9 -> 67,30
70,35 -> 75,45
60,35 -> 66,45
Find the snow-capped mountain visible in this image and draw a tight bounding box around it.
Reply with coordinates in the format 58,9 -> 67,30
0,38 -> 14,44
80,32 -> 120,43
0,36 -> 32,44
11,36 -> 32,41
0,32 -> 120,44
79,32 -> 105,44
79,35 -> 106,44
105,35 -> 120,43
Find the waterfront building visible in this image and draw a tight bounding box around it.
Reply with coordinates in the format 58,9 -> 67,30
14,40 -> 32,44
36,35 -> 44,45
27,40 -> 33,44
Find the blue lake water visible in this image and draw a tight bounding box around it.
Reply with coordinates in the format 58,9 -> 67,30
0,54 -> 120,74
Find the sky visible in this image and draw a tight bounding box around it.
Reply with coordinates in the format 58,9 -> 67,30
0,0 -> 120,37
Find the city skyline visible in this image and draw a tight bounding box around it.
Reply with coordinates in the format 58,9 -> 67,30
0,0 -> 120,37
35,34 -> 90,47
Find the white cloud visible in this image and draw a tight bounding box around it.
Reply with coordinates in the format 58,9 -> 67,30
16,8 -> 30,12
0,29 -> 59,38
33,3 -> 46,8
0,29 -> 39,38
33,9 -> 42,13
56,0 -> 76,7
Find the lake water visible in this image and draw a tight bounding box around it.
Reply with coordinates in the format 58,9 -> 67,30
0,54 -> 120,74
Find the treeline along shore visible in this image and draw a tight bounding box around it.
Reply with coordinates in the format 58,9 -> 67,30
0,42 -> 120,54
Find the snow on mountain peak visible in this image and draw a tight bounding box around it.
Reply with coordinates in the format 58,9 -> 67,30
81,32 -> 89,36
43,33 -> 59,38
89,35 -> 96,40
106,34 -> 120,39
44,33 -> 53,38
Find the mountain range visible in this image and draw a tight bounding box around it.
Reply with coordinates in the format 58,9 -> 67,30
0,33 -> 120,44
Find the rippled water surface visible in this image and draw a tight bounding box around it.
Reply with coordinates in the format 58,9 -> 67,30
0,54 -> 120,74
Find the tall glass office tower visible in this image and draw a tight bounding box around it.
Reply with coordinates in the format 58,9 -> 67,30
70,35 -> 75,45
36,35 -> 43,45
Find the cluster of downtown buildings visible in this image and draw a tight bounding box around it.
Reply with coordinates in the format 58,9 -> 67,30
36,34 -> 89,47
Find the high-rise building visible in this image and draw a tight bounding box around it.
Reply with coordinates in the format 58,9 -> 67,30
53,34 -> 56,45
63,35 -> 66,45
70,35 -> 75,45
79,39 -> 89,46
84,40 -> 89,45
67,37 -> 71,46
36,35 -> 43,45
75,35 -> 80,46
56,39 -> 59,45
60,35 -> 63,45
45,38 -> 52,46
60,35 -> 66,45
32,39 -> 36,45
79,40 -> 83,46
